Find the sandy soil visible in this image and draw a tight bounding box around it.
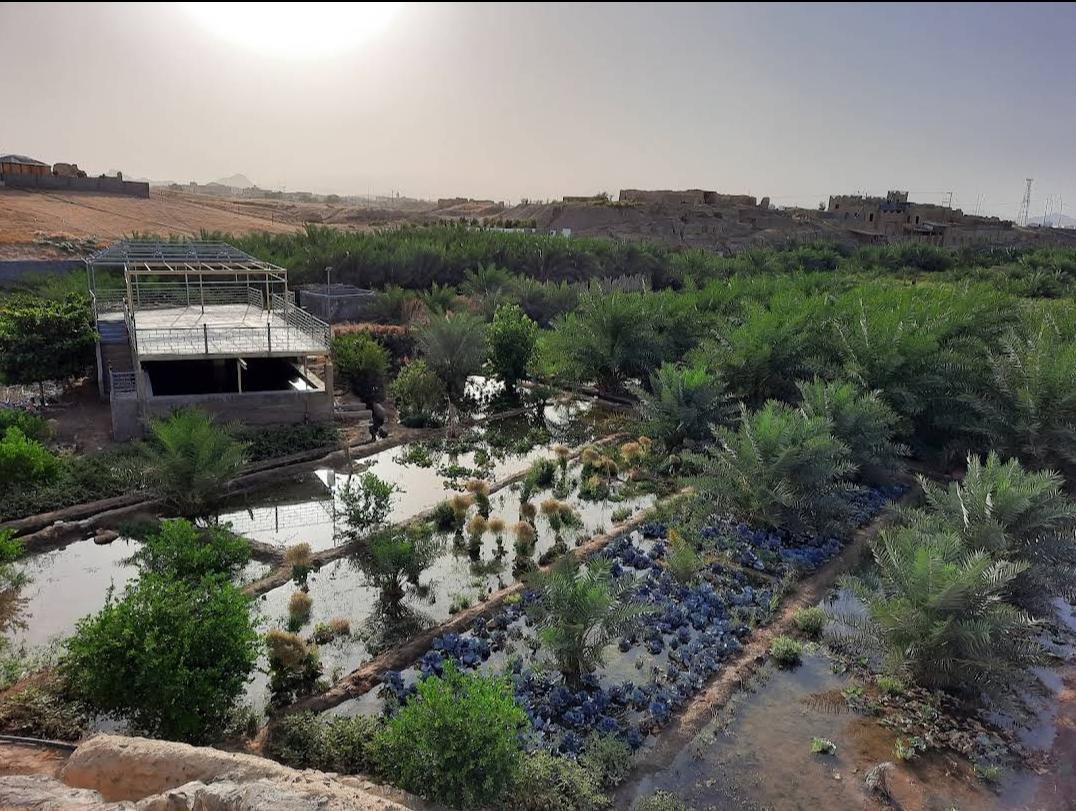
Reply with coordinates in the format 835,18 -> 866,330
0,188 -> 301,245
0,743 -> 69,779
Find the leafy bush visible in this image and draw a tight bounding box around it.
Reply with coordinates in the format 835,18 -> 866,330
525,556 -> 652,686
0,426 -> 61,486
663,531 -> 703,585
333,332 -> 390,402
832,525 -> 1043,694
634,363 -> 733,450
389,359 -> 446,427
132,518 -> 250,580
690,401 -> 856,533
268,711 -> 382,774
509,751 -> 609,811
62,573 -> 260,743
810,736 -> 837,755
374,664 -> 527,808
769,635 -> 803,668
797,378 -> 907,475
237,423 -> 339,462
791,606 -> 827,638
0,293 -> 96,401
488,303 -> 539,391
143,409 -> 247,519
353,525 -> 441,602
339,472 -> 397,540
0,408 -> 49,440
897,452 -> 1076,615
579,734 -> 633,789
631,791 -> 692,811
265,629 -> 322,704
0,679 -> 87,741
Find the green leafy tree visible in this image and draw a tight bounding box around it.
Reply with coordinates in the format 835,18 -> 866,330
690,401 -> 856,533
142,409 -> 247,520
0,294 -> 96,403
132,518 -> 250,580
487,303 -> 538,392
831,526 -> 1042,694
797,378 -> 907,475
332,332 -> 390,403
375,664 -> 527,808
896,452 -> 1076,615
525,556 -> 652,686
62,573 -> 260,743
634,363 -> 733,450
340,472 -> 397,542
389,359 -> 446,427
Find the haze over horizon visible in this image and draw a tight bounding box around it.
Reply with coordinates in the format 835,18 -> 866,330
2,2 -> 1074,220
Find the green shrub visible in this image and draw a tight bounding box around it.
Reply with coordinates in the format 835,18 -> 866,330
791,606 -> 827,639
876,675 -> 905,696
797,378 -> 907,474
508,751 -> 609,811
663,531 -> 703,585
810,736 -> 837,755
237,423 -> 339,462
333,332 -> 390,402
0,680 -> 87,741
0,408 -> 49,440
353,525 -> 441,602
0,293 -> 97,402
268,711 -> 382,775
631,791 -> 692,811
579,734 -> 633,789
634,363 -> 733,450
339,472 -> 397,541
690,401 -> 856,533
374,664 -> 527,808
265,629 -> 322,704
488,303 -> 539,391
832,525 -> 1043,694
62,573 -> 260,743
143,409 -> 247,519
0,426 -> 61,486
769,635 -> 803,668
132,518 -> 250,580
389,359 -> 446,427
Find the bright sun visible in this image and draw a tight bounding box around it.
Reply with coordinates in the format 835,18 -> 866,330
180,2 -> 402,59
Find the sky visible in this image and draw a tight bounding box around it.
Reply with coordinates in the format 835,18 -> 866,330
1,2 -> 1074,219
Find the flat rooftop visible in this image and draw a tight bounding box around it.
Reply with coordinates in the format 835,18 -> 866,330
102,304 -> 328,359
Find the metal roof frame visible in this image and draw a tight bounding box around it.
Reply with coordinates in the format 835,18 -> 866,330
87,240 -> 287,280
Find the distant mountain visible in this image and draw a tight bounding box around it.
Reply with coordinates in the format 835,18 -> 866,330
213,174 -> 255,189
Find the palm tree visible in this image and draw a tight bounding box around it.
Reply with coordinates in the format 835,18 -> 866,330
984,319 -> 1076,476
896,452 -> 1076,615
689,401 -> 856,533
831,525 -> 1042,694
797,378 -> 908,476
524,556 -> 652,687
416,313 -> 487,426
142,409 -> 246,520
633,362 -> 733,450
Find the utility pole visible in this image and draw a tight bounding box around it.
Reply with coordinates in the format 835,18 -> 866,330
1018,178 -> 1033,226
945,191 -> 953,209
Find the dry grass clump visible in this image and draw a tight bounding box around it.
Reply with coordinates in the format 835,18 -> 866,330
487,516 -> 506,534
465,478 -> 490,497
284,543 -> 313,568
288,590 -> 313,621
520,501 -> 537,521
265,628 -> 311,670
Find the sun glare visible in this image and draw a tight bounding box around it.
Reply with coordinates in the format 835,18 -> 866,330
180,2 -> 401,59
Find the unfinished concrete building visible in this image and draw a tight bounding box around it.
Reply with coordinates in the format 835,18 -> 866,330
88,241 -> 333,441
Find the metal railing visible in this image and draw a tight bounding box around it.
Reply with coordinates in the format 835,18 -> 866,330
91,289 -> 127,314
109,370 -> 137,400
133,323 -> 328,357
271,294 -> 331,349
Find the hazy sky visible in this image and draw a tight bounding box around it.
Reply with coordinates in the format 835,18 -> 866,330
2,2 -> 1074,218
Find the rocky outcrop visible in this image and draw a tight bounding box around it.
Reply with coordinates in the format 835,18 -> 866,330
0,774 -> 132,809
56,735 -> 411,809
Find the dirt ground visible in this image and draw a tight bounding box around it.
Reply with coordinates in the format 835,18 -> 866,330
38,378 -> 116,454
0,743 -> 69,779
0,188 -> 301,246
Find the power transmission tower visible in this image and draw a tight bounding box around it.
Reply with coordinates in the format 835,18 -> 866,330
1017,178 -> 1033,226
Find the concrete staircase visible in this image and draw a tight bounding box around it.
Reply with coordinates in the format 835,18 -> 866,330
97,319 -> 134,394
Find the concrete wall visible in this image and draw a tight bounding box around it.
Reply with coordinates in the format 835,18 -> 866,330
2,173 -> 149,198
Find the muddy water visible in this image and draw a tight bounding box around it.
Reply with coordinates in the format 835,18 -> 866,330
619,637 -> 1076,811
